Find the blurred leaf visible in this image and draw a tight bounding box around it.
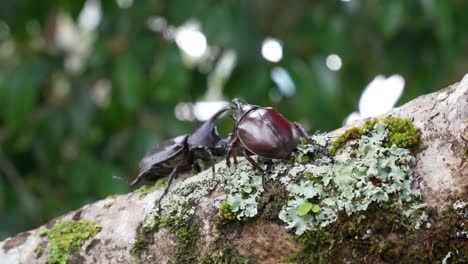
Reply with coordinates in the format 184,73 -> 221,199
150,47 -> 191,103
379,0 -> 405,37
113,54 -> 143,115
4,61 -> 45,128
59,0 -> 86,19
423,0 -> 453,43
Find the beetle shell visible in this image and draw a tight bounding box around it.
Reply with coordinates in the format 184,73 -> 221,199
236,107 -> 299,159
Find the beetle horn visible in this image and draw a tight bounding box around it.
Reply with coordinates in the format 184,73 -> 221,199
188,106 -> 232,147
207,105 -> 234,122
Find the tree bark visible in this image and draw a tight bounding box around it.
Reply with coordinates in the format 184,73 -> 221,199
1,75 -> 467,264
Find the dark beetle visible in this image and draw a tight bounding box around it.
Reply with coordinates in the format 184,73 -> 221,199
226,98 -> 311,171
131,106 -> 231,208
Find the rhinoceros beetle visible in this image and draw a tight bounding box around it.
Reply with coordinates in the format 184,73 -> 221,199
226,98 -> 311,172
130,106 -> 232,209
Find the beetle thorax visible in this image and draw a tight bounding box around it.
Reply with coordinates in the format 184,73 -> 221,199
236,107 -> 299,159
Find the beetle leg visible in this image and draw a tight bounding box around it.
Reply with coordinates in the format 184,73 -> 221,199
193,161 -> 202,173
226,137 -> 240,167
157,167 -> 179,210
294,122 -> 312,141
242,148 -> 264,172
242,149 -> 271,190
205,148 -> 216,179
265,160 -> 274,172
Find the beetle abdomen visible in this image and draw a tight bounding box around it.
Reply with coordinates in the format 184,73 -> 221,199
237,107 -> 299,159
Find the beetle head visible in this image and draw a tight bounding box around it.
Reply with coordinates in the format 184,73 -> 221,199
232,98 -> 259,123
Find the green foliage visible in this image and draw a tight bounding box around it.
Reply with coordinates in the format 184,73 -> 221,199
0,0 -> 466,239
297,202 -> 320,216
43,219 -> 101,264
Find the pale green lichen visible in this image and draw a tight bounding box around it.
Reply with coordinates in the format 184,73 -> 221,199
142,167 -> 218,232
279,121 -> 426,235
214,164 -> 264,220
452,200 -> 468,239
43,219 -> 101,264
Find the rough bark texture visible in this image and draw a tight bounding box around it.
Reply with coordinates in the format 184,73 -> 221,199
1,75 -> 467,264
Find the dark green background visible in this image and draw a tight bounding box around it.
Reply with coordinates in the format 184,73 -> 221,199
0,0 -> 467,239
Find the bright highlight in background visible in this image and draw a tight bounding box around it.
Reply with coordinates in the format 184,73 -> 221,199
261,37 -> 283,63
175,23 -> 207,59
271,67 -> 296,96
116,0 -> 134,9
326,54 -> 342,71
345,74 -> 405,125
175,101 -> 230,121
78,0 -> 101,31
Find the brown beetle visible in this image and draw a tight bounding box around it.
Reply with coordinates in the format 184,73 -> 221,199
226,98 -> 311,171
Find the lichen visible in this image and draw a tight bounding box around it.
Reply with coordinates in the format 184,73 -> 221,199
214,163 -> 265,221
280,121 -> 425,235
43,219 -> 101,264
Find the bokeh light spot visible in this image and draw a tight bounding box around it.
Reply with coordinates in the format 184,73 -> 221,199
261,37 -> 283,63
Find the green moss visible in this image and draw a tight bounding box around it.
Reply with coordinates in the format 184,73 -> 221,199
329,117 -> 420,156
167,217 -> 200,263
201,248 -> 250,264
259,183 -> 289,221
161,215 -> 197,245
215,200 -> 237,227
279,252 -> 299,263
44,219 -> 101,264
130,235 -> 146,257
288,199 -> 468,263
136,177 -> 167,199
329,127 -> 361,156
33,242 -> 47,258
381,117 -> 420,148
103,203 -> 111,209
105,194 -> 118,199
143,215 -> 161,233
